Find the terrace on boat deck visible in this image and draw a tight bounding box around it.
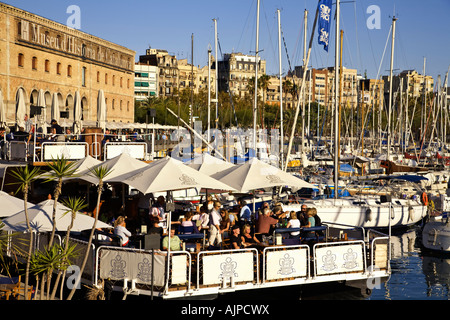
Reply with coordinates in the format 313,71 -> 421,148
4,224 -> 390,299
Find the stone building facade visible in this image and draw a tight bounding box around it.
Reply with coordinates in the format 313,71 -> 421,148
0,3 -> 135,128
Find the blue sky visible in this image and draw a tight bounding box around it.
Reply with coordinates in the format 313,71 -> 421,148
4,0 -> 450,83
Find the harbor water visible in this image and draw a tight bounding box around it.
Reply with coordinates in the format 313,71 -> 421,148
368,226 -> 450,300
301,225 -> 450,300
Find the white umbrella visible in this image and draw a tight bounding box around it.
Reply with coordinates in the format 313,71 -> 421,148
211,157 -> 316,193
1,199 -> 111,232
0,191 -> 34,218
38,155 -> 102,181
73,91 -> 82,135
115,156 -> 235,194
186,153 -> 235,176
0,89 -> 6,126
51,92 -> 60,123
15,89 -> 26,129
97,90 -> 106,132
37,89 -> 47,129
75,152 -> 149,185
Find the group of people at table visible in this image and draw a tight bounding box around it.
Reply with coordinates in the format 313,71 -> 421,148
109,195 -> 321,252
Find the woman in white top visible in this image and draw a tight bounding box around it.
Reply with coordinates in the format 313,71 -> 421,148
286,211 -> 301,237
114,216 -> 132,247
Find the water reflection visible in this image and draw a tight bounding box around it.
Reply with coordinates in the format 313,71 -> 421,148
369,226 -> 450,300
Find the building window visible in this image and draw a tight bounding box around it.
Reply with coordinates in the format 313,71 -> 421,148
127,78 -> 130,89
112,75 -> 115,86
18,53 -> 24,67
45,60 -> 50,73
127,101 -> 129,111
120,100 -> 123,111
112,99 -> 115,110
82,67 -> 86,87
32,57 -> 37,70
67,65 -> 72,77
57,62 -> 61,75
105,73 -> 108,84
120,77 -> 123,88
97,71 -> 100,83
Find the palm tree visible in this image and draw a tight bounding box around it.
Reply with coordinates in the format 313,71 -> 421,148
51,197 -> 87,300
8,165 -> 41,300
44,156 -> 78,249
67,166 -> 111,300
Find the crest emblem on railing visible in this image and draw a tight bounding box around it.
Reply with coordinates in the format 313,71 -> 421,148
278,253 -> 295,276
321,250 -> 337,272
342,248 -> 358,270
110,254 -> 127,279
219,257 -> 238,281
137,258 -> 152,282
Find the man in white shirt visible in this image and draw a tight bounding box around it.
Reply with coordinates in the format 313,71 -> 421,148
208,201 -> 222,247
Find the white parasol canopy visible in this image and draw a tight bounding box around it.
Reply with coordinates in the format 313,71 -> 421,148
15,88 -> 26,129
211,157 -> 316,193
37,89 -> 47,129
114,156 -> 236,194
186,153 -> 235,176
73,91 -> 83,135
97,90 -> 107,132
0,191 -> 34,218
1,199 -> 111,232
0,89 -> 6,126
75,152 -> 148,185
51,92 -> 60,123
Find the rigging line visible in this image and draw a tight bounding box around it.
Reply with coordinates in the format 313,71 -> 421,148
359,0 -> 378,76
261,1 -> 278,72
281,26 -> 293,73
353,1 -> 362,74
236,0 -> 256,54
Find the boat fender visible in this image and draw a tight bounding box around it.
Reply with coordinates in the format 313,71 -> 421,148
365,208 -> 373,222
408,206 -> 415,222
422,192 -> 428,206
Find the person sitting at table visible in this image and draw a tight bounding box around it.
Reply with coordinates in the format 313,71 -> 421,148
286,211 -> 301,238
219,208 -> 231,239
241,224 -> 262,248
193,204 -> 209,231
301,208 -> 317,239
180,211 -> 199,234
256,207 -> 278,237
230,224 -> 243,249
114,216 -> 132,247
147,216 -> 163,237
162,228 -> 182,251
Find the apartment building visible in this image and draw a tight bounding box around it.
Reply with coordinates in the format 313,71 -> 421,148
134,62 -> 158,101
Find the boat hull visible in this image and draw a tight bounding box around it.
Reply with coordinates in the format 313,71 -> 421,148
281,197 -> 427,229
422,218 -> 450,252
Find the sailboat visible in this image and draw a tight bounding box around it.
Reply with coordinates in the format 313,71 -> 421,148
280,1 -> 427,229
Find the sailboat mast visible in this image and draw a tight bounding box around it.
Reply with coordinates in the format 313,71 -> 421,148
301,9 -> 308,158
253,0 -> 260,156
277,9 -> 284,169
283,3 -> 319,172
214,19 -> 219,130
333,0 -> 340,199
387,16 -> 397,161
